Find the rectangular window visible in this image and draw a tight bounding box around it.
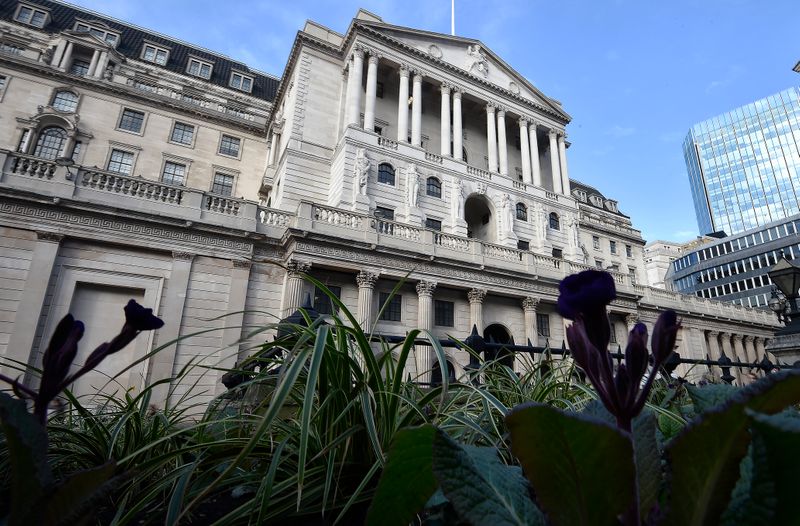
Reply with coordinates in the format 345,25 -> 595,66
142,44 -> 168,65
425,218 -> 442,231
595,259 -> 603,269
70,140 -> 81,160
313,285 -> 342,315
552,248 -> 563,259
70,59 -> 90,76
434,300 -> 454,327
536,313 -> 550,337
610,240 -> 617,254
211,172 -> 234,196
218,134 -> 241,157
517,240 -> 530,251
378,292 -> 402,322
170,122 -> 195,145
118,108 -> 145,133
629,267 -> 637,285
592,236 -> 600,250
161,161 -> 186,186
229,72 -> 253,92
610,324 -> 618,343
0,43 -> 22,55
375,206 -> 394,220
187,58 -> 213,79
15,5 -> 47,27
625,244 -> 632,258
107,149 -> 134,175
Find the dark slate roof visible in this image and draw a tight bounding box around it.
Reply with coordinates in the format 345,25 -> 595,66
0,0 -> 279,102
570,179 -> 629,218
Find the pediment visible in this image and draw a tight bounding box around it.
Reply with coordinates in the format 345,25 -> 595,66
357,21 -> 568,120
62,30 -> 114,49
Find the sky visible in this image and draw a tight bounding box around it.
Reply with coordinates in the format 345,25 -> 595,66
68,0 -> 800,243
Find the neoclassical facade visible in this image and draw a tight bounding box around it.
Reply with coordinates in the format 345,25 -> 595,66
0,3 -> 779,406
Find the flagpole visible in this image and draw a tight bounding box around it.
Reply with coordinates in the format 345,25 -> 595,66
451,0 -> 455,35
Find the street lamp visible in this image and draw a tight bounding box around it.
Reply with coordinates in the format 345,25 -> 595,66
767,255 -> 800,336
768,287 -> 787,323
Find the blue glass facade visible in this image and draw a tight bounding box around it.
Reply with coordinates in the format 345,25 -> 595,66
683,87 -> 800,236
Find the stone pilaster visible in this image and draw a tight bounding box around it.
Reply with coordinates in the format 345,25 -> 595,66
452,89 -> 463,160
486,103 -> 498,172
397,66 -> 410,142
529,121 -> 541,187
522,296 -> 540,346
283,259 -> 311,316
356,270 -> 380,330
558,133 -> 570,195
519,118 -> 532,183
215,259 -> 252,395
411,73 -> 423,146
440,83 -> 451,156
345,47 -> 364,127
415,280 -> 437,383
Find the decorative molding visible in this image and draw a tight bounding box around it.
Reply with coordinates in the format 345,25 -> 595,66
625,313 -> 639,328
286,259 -> 312,276
356,269 -> 380,288
36,231 -> 64,243
522,296 -> 539,311
416,280 -> 437,296
232,259 -> 252,269
427,44 -> 443,59
172,251 -> 195,260
468,288 -> 487,304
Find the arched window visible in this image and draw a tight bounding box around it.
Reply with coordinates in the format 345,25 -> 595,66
549,212 -> 560,230
378,162 -> 395,185
51,90 -> 79,112
33,127 -> 67,160
426,176 -> 441,198
516,202 -> 528,221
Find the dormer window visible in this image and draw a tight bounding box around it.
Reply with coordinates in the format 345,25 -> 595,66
74,21 -> 119,47
187,58 -> 213,79
141,43 -> 169,66
15,4 -> 48,28
229,71 -> 253,93
589,194 -> 604,207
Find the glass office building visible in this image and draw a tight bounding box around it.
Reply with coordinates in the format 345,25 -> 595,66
683,87 -> 800,236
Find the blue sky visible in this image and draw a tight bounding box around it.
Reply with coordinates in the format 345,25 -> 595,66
70,0 -> 799,242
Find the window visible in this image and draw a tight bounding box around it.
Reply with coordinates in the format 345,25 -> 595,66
74,22 -> 119,46
118,109 -> 145,133
142,44 -> 168,66
629,268 -> 637,285
595,259 -> 603,269
552,248 -> 563,259
592,235 -> 600,250
425,218 -> 442,231
626,244 -> 632,258
536,313 -> 550,337
161,161 -> 186,186
51,90 -> 78,112
33,127 -> 67,160
0,75 -> 8,98
211,172 -> 235,196
70,140 -> 82,161
218,134 -> 241,157
610,240 -> 617,254
70,59 -> 90,76
379,292 -> 402,321
170,122 -> 195,146
313,285 -> 341,315
375,206 -> 394,220
516,202 -> 528,221
107,149 -> 134,175
187,58 -> 213,79
229,72 -> 253,92
517,240 -> 530,251
426,177 -> 441,198
374,126 -> 383,136
0,43 -> 23,55
378,163 -> 395,185
434,300 -> 454,327
15,5 -> 47,27
610,324 -> 618,344
549,212 -> 560,230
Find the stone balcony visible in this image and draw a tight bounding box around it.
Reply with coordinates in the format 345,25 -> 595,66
0,149 -> 778,327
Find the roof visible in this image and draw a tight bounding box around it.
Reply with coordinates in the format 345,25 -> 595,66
0,0 -> 279,101
570,179 -> 628,218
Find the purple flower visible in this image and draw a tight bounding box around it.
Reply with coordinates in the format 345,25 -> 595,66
651,309 -> 679,364
558,270 -> 617,354
123,300 -> 164,331
34,314 -> 84,424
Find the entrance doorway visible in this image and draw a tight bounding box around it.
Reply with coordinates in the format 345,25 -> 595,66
483,323 -> 514,368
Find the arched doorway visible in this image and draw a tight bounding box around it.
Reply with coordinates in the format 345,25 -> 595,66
483,323 -> 514,368
464,194 -> 496,243
431,359 -> 457,386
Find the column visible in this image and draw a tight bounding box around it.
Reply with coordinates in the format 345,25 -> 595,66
363,54 -> 379,132
743,335 -> 757,363
486,104 -> 498,172
755,336 -> 767,361
215,260 -> 253,395
51,39 -> 67,67
558,133 -> 570,195
522,296 -> 539,346
719,332 -> 740,384
732,334 -> 748,384
267,130 -> 277,166
356,270 -> 379,329
706,330 -> 722,381
688,326 -> 711,380
18,127 -> 34,154
529,121 -> 542,186
497,107 -> 508,176
416,281 -> 437,383
94,50 -> 109,79
4,232 -> 63,379
440,83 -> 451,157
467,288 -> 487,334
282,259 -> 311,316
548,130 -> 562,193
453,89 -> 463,161
625,313 -> 639,333
148,251 -> 194,407
345,48 -> 364,127
59,41 -> 73,71
397,66 -> 410,142
519,118 -> 532,183
87,49 -> 100,77
411,72 -> 423,147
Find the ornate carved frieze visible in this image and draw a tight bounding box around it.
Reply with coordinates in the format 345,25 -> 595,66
356,269 -> 380,288
36,231 -> 64,243
172,251 -> 195,260
286,259 -> 312,276
416,280 -> 437,296
232,259 -> 252,269
522,296 -> 540,311
468,288 -> 487,304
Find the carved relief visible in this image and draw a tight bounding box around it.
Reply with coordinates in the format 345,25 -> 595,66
356,269 -> 380,288
466,44 -> 489,78
508,81 -> 521,95
416,280 -> 437,296
353,148 -> 370,197
522,296 -> 540,311
428,44 -> 443,59
286,259 -> 312,276
468,288 -> 487,304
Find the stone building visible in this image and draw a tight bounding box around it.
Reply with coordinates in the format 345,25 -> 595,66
0,2 -> 779,405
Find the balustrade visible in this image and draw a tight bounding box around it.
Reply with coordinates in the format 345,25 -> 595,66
483,242 -> 523,261
312,204 -> 366,229
425,152 -> 443,164
10,154 -> 56,179
377,219 -> 421,240
377,136 -> 398,150
257,206 -> 292,227
466,165 -> 492,180
80,169 -> 183,204
205,194 -> 241,215
434,232 -> 471,252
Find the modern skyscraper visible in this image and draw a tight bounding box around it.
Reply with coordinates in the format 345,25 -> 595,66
683,87 -> 800,236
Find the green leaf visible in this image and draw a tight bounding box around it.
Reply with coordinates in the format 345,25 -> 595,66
506,403 -> 635,526
0,392 -> 53,526
42,462 -> 118,526
632,410 -> 661,521
432,430 -> 544,526
686,383 -> 737,414
366,425 -> 437,526
664,370 -> 800,526
720,443 -> 774,526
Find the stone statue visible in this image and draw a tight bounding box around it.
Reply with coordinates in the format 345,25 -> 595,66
104,64 -> 114,80
407,163 -> 420,208
451,176 -> 466,220
43,47 -> 54,65
501,193 -> 514,238
466,44 -> 489,78
535,203 -> 547,242
353,148 -> 369,196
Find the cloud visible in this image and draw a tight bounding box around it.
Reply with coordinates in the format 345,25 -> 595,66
605,125 -> 636,138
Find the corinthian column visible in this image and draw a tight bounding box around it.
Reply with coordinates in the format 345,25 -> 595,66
453,89 -> 463,160
440,83 -> 451,156
411,72 -> 423,146
397,66 -> 410,142
558,133 -> 570,195
548,130 -> 562,193
356,270 -> 379,330
345,48 -> 365,127
706,330 -> 721,381
486,104 -> 498,172
283,260 -> 311,316
416,280 -> 437,383
497,107 -> 508,176
529,121 -> 541,186
363,53 -> 380,132
467,288 -> 487,333
522,296 -> 539,346
519,118 -> 532,183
